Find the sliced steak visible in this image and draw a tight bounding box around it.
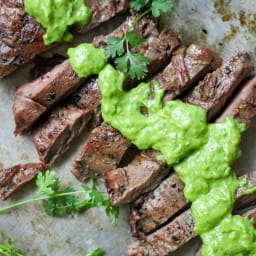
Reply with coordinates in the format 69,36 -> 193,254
13,59 -> 83,135
72,44 -> 216,182
105,150 -> 170,206
183,52 -> 254,120
130,173 -> 187,236
0,0 -> 129,78
0,162 -> 45,200
128,173 -> 256,256
106,52 -> 252,207
158,44 -> 222,103
72,122 -> 132,182
130,73 -> 256,237
216,76 -> 256,128
31,16 -> 179,167
13,15 -> 180,136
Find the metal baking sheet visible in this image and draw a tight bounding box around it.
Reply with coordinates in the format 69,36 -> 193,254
0,0 -> 256,255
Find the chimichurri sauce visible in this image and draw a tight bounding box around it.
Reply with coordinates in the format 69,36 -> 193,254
24,0 -> 91,45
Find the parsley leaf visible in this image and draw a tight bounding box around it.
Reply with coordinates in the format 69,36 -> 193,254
85,248 -> 105,256
151,0 -> 174,17
130,0 -> 149,11
104,36 -> 124,58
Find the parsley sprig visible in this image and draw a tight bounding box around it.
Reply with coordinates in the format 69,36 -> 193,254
0,170 -> 119,227
104,0 -> 174,79
0,238 -> 24,256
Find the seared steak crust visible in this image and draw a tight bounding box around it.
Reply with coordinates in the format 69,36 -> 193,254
0,0 -> 46,78
216,76 -> 256,127
184,52 -> 254,120
130,173 -> 186,236
105,151 -> 170,206
72,122 -> 132,182
0,162 -> 45,200
0,0 -> 129,78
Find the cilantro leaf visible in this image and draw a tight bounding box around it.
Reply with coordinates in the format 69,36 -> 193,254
115,55 -> 129,73
130,0 -> 149,11
126,31 -> 145,48
104,199 -> 119,227
104,36 -> 124,58
127,52 -> 150,79
151,0 -> 174,17
43,187 -> 78,217
85,248 -> 105,256
36,170 -> 58,195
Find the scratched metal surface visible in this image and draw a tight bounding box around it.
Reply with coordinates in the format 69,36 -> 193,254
0,0 -> 256,255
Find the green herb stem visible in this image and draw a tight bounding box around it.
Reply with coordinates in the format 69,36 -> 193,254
0,190 -> 85,213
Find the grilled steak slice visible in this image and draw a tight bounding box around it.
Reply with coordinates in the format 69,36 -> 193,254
106,52 -> 251,207
0,162 -> 45,200
0,0 -> 46,78
216,76 -> 256,128
128,174 -> 256,256
13,59 -> 83,135
0,0 -> 129,78
31,105 -> 92,166
29,54 -> 66,80
31,76 -> 100,166
106,150 -> 170,206
13,15 -> 180,136
159,44 -> 222,103
72,44 -> 215,182
72,122 -> 132,182
130,173 -> 187,236
183,52 -> 254,120
130,74 -> 256,237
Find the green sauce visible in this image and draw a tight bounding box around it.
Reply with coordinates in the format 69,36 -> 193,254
24,0 -> 91,45
99,65 -> 208,165
68,44 -> 107,78
68,43 -> 256,256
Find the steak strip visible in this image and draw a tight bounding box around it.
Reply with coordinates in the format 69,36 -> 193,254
128,170 -> 256,256
106,52 -> 253,207
72,44 -> 217,182
0,0 -> 129,78
31,16 -> 180,167
0,162 -> 45,200
130,75 -> 256,237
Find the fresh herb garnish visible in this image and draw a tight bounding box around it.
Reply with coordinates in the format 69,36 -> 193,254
0,238 -> 24,256
0,170 -> 119,226
104,0 -> 174,79
85,248 -> 105,256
